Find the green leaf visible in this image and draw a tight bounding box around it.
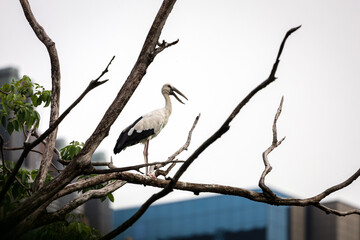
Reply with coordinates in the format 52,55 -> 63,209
31,95 -> 38,106
36,97 -> 42,106
7,122 -> 14,135
12,119 -> 20,131
1,115 -> 6,127
2,83 -> 10,92
30,170 -> 38,180
6,93 -> 12,103
1,95 -> 6,104
107,193 -> 114,202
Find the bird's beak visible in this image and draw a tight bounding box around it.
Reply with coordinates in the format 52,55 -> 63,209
170,87 -> 188,104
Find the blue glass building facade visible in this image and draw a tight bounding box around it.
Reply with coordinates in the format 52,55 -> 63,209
113,194 -> 290,240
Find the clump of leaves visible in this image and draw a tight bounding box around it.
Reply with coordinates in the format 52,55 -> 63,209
0,75 -> 51,135
60,141 -> 84,160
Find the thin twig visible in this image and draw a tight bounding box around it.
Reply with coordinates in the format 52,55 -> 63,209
91,160 -> 185,174
3,146 -> 43,155
155,114 -> 200,177
151,39 -> 179,59
259,96 -> 286,198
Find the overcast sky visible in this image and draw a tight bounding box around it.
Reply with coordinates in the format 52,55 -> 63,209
1,0 -> 359,209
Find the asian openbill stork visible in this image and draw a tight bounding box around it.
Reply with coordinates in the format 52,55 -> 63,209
113,84 -> 188,175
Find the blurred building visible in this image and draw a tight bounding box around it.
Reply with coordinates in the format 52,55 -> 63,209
83,151 -> 113,234
113,191 -> 360,240
305,201 -> 360,240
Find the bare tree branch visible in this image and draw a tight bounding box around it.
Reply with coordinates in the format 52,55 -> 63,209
313,202 -> 360,216
43,181 -> 126,224
24,120 -> 37,143
151,39 -> 179,59
155,113 -> 200,177
56,169 -> 359,218
33,56 -> 115,190
20,0 -> 61,192
91,160 -> 185,175
3,146 -> 43,155
259,96 -> 286,198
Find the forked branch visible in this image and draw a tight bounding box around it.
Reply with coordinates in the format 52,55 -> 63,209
256,97 -> 360,216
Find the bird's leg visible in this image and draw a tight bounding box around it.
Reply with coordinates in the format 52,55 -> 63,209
143,140 -> 149,175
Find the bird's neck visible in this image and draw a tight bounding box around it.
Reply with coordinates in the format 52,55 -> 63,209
164,94 -> 172,114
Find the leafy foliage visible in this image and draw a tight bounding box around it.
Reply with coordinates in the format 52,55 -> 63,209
60,140 -> 84,160
21,214 -> 102,240
0,75 -> 51,135
0,161 -> 53,216
0,139 -> 109,237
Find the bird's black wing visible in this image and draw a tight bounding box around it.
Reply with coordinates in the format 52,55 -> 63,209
113,116 -> 155,154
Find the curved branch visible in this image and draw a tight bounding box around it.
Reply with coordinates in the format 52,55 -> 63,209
259,96 -> 285,198
89,171 -> 360,217
20,0 -> 61,192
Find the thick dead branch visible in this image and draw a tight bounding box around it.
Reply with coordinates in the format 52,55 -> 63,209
44,181 -> 125,223
22,180 -> 126,232
20,0 -> 61,192
89,171 -> 360,217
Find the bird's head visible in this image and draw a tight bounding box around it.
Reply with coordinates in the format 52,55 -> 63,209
162,84 -> 188,104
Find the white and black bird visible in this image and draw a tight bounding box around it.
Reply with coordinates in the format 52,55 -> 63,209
113,84 -> 188,175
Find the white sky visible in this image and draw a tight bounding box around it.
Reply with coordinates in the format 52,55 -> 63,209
1,0 -> 359,210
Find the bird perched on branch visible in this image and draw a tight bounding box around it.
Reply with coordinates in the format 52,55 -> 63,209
113,84 -> 188,175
